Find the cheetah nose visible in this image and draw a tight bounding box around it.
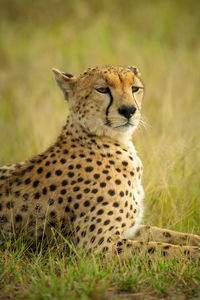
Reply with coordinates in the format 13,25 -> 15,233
118,105 -> 136,119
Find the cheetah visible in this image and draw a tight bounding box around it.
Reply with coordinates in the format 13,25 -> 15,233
0,65 -> 199,259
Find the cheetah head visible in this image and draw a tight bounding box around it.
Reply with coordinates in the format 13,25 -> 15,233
53,66 -> 144,142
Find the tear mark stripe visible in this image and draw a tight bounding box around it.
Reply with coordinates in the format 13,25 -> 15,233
105,90 -> 113,127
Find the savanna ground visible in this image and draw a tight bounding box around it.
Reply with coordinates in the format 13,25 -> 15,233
0,0 -> 200,299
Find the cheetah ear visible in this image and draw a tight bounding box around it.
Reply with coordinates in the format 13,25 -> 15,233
52,68 -> 77,100
127,66 -> 141,77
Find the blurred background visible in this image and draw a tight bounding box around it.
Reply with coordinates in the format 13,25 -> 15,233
0,0 -> 199,232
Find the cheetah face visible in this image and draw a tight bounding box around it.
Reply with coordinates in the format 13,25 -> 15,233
53,66 -> 144,138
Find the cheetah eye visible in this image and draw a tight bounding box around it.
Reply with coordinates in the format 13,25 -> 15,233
132,86 -> 140,93
95,87 -> 109,94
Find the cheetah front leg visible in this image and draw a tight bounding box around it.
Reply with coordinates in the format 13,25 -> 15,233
115,240 -> 200,260
126,225 -> 200,247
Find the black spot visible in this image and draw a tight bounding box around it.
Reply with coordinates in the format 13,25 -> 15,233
15,215 -> 22,222
91,188 -> 98,194
68,165 -> 74,170
74,203 -> 79,209
73,186 -> 80,192
108,211 -> 113,215
84,201 -> 90,207
67,196 -> 72,203
163,245 -> 170,249
81,230 -> 87,238
85,166 -> 93,172
37,167 -> 43,174
68,172 -> 74,178
97,209 -> 104,215
84,188 -> 90,194
33,180 -> 39,188
115,179 -> 121,185
113,202 -> 119,207
60,189 -> 66,195
116,151 -> 122,155
34,192 -> 41,199
97,228 -> 103,234
97,196 -> 103,202
96,161 -> 102,166
77,177 -> 83,182
98,237 -> 104,245
122,161 -> 128,166
90,206 -> 95,212
102,170 -> 109,174
76,226 -> 80,232
60,158 -> 66,164
55,170 -> 62,176
100,182 -> 106,188
25,178 -> 31,184
147,247 -> 155,254
50,211 -> 56,218
84,180 -> 91,184
0,215 -> 8,223
108,190 -> 115,196
7,201 -> 14,209
163,232 -> 171,238
86,158 -> 92,162
119,191 -> 124,197
50,184 -> 56,191
184,250 -> 190,255
76,194 -> 82,199
94,173 -> 100,179
76,164 -> 81,169
62,180 -> 68,186
104,220 -> 110,225
91,236 -> 96,243
116,217 -> 122,222
65,206 -> 70,212
89,224 -> 95,232
46,172 -> 51,178
58,197 -> 63,204
42,187 -> 47,195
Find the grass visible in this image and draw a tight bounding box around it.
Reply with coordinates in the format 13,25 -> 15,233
0,0 -> 200,299
1,238 -> 200,300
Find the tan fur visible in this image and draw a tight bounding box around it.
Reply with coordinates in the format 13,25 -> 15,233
0,66 -> 199,259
